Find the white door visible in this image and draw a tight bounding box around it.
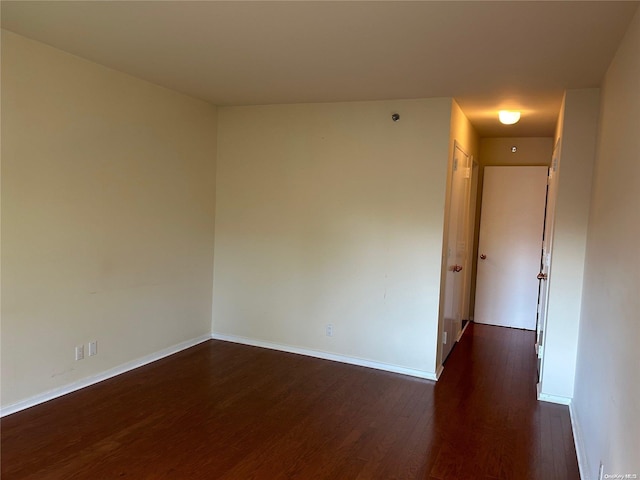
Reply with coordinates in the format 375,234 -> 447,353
475,166 -> 547,330
442,143 -> 471,360
536,141 -> 560,375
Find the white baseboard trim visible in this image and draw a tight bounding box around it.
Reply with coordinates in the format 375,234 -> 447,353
536,383 -> 572,405
211,332 -> 439,381
537,384 -> 585,479
569,402 -> 589,480
1,334 -> 211,417
456,321 -> 470,342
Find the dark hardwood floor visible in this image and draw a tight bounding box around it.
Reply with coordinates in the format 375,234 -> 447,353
1,323 -> 580,479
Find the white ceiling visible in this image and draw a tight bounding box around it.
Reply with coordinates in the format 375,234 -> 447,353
2,1 -> 638,137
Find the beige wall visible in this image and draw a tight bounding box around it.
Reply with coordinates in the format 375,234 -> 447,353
213,99 -> 452,376
479,137 -> 554,166
539,89 -> 599,402
1,31 -> 218,409
572,8 -> 640,479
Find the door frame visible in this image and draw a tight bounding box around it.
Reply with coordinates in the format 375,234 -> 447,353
536,138 -> 561,382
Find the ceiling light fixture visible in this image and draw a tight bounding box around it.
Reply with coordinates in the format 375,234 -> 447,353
498,110 -> 521,125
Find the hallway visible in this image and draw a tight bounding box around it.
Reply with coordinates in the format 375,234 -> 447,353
430,323 -> 579,479
1,323 -> 579,479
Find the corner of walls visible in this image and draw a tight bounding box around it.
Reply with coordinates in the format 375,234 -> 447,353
211,107 -> 222,336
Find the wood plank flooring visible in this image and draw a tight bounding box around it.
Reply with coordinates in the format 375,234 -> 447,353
1,323 -> 580,479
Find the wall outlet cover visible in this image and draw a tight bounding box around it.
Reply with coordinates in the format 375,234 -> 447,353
75,345 -> 84,361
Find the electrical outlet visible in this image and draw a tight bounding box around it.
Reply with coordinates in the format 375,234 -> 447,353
88,341 -> 97,356
598,462 -> 604,480
75,345 -> 84,361
326,324 -> 333,337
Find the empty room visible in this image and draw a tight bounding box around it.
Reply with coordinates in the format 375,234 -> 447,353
1,2 -> 639,479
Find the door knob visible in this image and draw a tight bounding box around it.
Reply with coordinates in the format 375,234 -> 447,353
454,265 -> 463,272
480,254 -> 487,260
537,272 -> 547,280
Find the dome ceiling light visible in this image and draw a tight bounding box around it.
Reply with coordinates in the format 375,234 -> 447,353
498,110 -> 521,125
